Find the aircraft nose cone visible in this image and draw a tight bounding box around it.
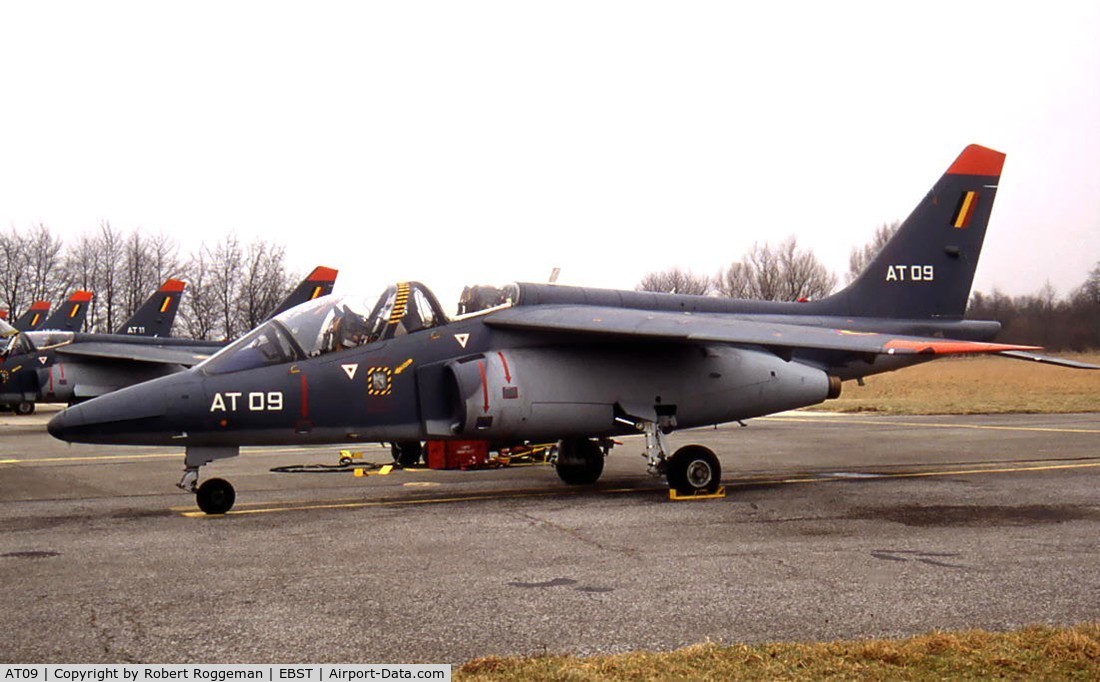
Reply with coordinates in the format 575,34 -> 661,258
47,405 -> 83,441
44,378 -> 172,444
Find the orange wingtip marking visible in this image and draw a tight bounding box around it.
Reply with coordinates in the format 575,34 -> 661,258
70,290 -> 94,303
947,144 -> 1006,176
883,339 -> 1040,355
30,301 -> 51,311
308,266 -> 338,282
159,278 -> 186,293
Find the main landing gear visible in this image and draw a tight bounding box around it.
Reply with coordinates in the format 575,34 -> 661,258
553,421 -> 723,497
638,419 -> 723,496
554,438 -> 608,485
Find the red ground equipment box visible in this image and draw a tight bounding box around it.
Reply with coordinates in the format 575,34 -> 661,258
426,440 -> 489,470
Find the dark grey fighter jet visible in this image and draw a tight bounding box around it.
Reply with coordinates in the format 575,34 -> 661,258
1,266 -> 337,414
48,145 -> 1097,514
11,301 -> 52,332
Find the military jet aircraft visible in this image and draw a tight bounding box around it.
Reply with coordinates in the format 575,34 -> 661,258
48,145 -> 1097,514
1,266 -> 336,414
10,301 -> 52,332
39,290 -> 94,332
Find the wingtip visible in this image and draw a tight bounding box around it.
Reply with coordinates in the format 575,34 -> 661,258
947,144 -> 1006,177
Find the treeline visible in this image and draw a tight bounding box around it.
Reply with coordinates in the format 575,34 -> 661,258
968,271 -> 1100,351
0,222 -> 297,340
638,229 -> 1100,351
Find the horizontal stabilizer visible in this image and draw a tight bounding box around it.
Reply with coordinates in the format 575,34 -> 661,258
996,350 -> 1100,370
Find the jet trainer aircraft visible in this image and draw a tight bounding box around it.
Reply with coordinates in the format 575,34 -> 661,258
1,266 -> 337,414
48,145 -> 1097,514
12,301 -> 52,332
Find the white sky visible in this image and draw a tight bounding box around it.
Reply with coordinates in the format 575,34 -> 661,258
2,2 -> 1098,313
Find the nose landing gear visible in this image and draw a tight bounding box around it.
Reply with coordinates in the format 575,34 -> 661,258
178,446 -> 241,515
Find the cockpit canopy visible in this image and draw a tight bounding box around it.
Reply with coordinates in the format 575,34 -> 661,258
201,282 -> 449,375
0,319 -> 18,357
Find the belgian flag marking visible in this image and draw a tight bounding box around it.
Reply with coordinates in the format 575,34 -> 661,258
952,191 -> 979,229
159,296 -> 173,313
69,304 -> 81,318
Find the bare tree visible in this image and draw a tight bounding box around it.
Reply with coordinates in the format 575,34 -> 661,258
847,221 -> 900,284
90,221 -> 125,333
715,236 -> 836,301
178,248 -> 218,340
238,239 -> 294,330
636,267 -> 712,295
206,234 -> 243,340
0,223 -> 65,318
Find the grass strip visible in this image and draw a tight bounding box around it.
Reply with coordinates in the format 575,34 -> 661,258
457,624 -> 1100,680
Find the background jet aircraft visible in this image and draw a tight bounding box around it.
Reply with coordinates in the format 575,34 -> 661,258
10,301 -> 52,332
48,145 -> 1098,514
116,278 -> 186,337
0,266 -> 336,414
40,290 -> 94,332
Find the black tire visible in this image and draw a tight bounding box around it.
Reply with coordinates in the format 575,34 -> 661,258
391,441 -> 423,467
555,438 -> 604,485
196,478 -> 236,515
666,445 -> 721,495
13,402 -> 35,416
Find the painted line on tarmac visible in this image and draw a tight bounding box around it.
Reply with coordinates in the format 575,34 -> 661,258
761,415 -> 1100,434
0,445 -> 355,466
176,460 -> 1100,518
178,486 -> 659,518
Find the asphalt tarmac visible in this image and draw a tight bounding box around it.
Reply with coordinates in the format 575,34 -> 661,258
1,406 -> 1099,664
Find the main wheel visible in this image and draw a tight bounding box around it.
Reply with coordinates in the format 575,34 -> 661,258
555,438 -> 604,485
196,478 -> 236,515
666,445 -> 721,495
13,402 -> 35,416
391,441 -> 423,467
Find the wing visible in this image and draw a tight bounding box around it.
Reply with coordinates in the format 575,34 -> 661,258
56,342 -> 215,366
484,306 -> 1041,358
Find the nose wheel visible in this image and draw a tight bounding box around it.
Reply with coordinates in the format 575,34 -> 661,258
195,478 -> 236,515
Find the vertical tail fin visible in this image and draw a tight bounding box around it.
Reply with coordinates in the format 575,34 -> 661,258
117,279 -> 187,337
266,266 -> 338,320
818,144 -> 1006,319
13,301 -> 52,331
41,291 -> 94,332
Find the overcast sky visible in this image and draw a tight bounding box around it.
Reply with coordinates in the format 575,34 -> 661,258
2,2 -> 1098,313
